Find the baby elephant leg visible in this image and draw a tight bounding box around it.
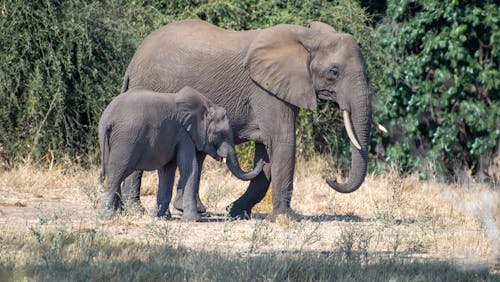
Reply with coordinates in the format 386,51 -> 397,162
173,151 -> 207,213
176,144 -> 201,222
121,171 -> 145,214
101,170 -> 126,220
156,161 -> 176,219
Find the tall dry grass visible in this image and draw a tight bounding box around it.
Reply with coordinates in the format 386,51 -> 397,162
0,155 -> 498,280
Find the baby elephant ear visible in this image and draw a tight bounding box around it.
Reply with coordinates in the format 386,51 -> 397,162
204,106 -> 217,144
244,24 -> 317,110
175,91 -> 208,152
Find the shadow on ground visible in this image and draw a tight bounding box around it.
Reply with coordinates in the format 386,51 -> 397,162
0,235 -> 496,281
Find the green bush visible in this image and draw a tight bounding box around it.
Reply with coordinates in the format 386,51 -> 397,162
375,0 -> 499,179
0,0 -> 383,167
0,1 -> 138,164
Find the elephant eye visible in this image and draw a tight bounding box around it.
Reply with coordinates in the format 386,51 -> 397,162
326,67 -> 339,81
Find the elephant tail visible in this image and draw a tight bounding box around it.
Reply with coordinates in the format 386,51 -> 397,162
100,124 -> 112,184
120,73 -> 129,94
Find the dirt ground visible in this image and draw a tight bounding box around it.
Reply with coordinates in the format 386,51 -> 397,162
0,184 -> 365,254
0,157 -> 499,273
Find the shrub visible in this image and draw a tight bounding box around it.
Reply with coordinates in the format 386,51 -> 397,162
375,0 -> 499,180
0,1 -> 138,164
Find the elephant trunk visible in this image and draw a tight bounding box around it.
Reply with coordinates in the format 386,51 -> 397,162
326,87 -> 371,193
219,142 -> 264,181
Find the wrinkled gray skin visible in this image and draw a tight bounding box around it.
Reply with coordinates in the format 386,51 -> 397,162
99,87 -> 264,221
120,20 -> 372,221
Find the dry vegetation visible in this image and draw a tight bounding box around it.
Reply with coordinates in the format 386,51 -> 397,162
0,155 -> 498,280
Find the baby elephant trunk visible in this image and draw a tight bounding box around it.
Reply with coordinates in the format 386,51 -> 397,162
218,142 -> 264,181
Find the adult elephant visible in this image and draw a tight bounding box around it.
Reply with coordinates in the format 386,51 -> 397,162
120,19 -> 372,220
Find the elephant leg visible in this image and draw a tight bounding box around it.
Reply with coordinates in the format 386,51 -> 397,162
156,161 -> 176,218
228,143 -> 271,219
173,151 -> 207,213
267,141 -> 301,221
176,145 -> 201,222
121,170 -> 145,214
172,185 -> 184,212
194,152 -> 208,213
101,169 -> 128,220
111,186 -> 122,211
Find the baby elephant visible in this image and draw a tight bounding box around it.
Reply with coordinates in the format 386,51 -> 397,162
99,86 -> 264,221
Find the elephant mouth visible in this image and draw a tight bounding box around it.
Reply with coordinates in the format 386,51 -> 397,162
207,146 -> 221,161
209,153 -> 221,162
317,89 -> 337,101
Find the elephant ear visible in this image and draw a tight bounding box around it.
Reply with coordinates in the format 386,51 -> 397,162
205,106 -> 218,145
244,25 -> 317,110
175,87 -> 209,152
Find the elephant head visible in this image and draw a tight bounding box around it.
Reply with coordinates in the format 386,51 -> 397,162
244,22 -> 371,193
176,87 -> 264,181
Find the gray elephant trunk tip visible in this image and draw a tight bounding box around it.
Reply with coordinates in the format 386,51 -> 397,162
326,141 -> 369,194
325,177 -> 364,194
226,154 -> 264,181
247,159 -> 265,179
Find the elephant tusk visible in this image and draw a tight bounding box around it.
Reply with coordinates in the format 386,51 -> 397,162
222,157 -> 226,164
343,110 -> 362,150
373,120 -> 388,134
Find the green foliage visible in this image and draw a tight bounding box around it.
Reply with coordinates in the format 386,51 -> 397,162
376,0 -> 500,177
0,0 -> 383,167
0,1 -> 137,163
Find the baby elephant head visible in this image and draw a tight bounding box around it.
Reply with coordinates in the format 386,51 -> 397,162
176,87 -> 264,181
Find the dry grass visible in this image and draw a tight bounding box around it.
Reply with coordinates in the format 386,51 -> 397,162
488,150 -> 500,187
0,156 -> 498,280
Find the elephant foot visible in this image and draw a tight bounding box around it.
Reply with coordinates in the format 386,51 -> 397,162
197,200 -> 207,214
226,204 -> 252,220
99,207 -> 117,220
157,210 -> 172,220
267,208 -> 303,222
173,196 -> 183,212
100,197 -> 121,220
173,197 -> 207,214
156,204 -> 171,219
181,212 -> 201,222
